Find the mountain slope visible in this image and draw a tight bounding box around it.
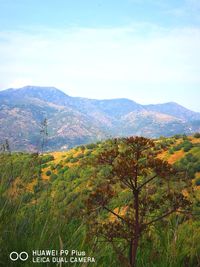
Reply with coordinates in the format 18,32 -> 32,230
145,102 -> 200,121
0,85 -> 200,151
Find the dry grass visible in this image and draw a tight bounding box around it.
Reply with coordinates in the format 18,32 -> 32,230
42,167 -> 51,180
49,151 -> 68,164
6,177 -> 21,198
26,179 -> 37,192
168,150 -> 185,164
157,150 -> 169,161
190,137 -> 200,144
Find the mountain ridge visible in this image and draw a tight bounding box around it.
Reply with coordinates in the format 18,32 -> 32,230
0,85 -> 200,151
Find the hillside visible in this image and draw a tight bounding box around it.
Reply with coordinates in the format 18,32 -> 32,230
0,135 -> 200,266
0,86 -> 200,151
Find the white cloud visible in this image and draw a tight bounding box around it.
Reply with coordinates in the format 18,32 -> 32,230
0,24 -> 200,99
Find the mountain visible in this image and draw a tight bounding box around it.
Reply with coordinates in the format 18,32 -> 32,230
145,102 -> 200,121
0,85 -> 200,151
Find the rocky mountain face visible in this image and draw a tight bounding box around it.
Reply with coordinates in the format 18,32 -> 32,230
0,86 -> 200,151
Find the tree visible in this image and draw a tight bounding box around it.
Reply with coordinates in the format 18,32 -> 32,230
85,137 -> 191,267
39,118 -> 48,154
37,118 -> 48,179
0,139 -> 11,154
0,139 -> 14,184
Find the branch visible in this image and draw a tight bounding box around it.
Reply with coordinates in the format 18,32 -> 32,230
129,176 -> 137,192
144,209 -> 176,227
120,177 -> 137,192
103,206 -> 127,224
138,174 -> 157,191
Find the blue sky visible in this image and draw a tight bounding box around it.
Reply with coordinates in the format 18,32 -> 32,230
0,0 -> 200,111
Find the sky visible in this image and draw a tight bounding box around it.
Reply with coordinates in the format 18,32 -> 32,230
0,0 -> 200,111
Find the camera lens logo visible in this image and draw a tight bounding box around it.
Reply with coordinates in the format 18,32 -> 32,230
9,252 -> 29,261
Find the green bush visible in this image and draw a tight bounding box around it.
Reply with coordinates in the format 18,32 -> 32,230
21,192 -> 34,203
195,178 -> 200,186
55,164 -> 63,169
175,151 -> 200,179
182,134 -> 188,140
50,164 -> 56,170
33,183 -> 41,193
50,173 -> 58,181
185,153 -> 198,163
46,170 -> 51,176
86,143 -> 96,149
41,155 -> 54,164
174,143 -> 182,151
194,132 -> 200,138
174,134 -> 182,139
183,141 -> 193,152
85,151 -> 92,157
64,157 -> 71,163
169,148 -> 174,154
70,158 -> 79,163
63,166 -> 69,172
79,145 -> 86,151
64,167 -> 79,180
58,169 -> 65,175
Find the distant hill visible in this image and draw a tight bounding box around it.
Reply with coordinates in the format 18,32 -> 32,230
0,85 -> 200,151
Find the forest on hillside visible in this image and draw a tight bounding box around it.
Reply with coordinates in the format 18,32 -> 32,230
0,134 -> 200,267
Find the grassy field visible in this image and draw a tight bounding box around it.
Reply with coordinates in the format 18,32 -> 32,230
0,135 -> 200,267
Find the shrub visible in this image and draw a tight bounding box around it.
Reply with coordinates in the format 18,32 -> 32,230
183,141 -> 193,152
58,169 -> 65,175
174,153 -> 200,179
64,167 -> 79,180
42,163 -> 48,169
195,178 -> 200,186
174,134 -> 182,139
33,183 -> 41,193
46,170 -> 51,176
174,144 -> 182,151
63,166 -> 69,172
41,155 -> 54,164
70,158 -> 79,163
86,143 -> 96,149
64,155 -> 74,163
50,173 -> 58,182
193,163 -> 200,173
85,151 -> 92,157
194,132 -> 200,138
185,153 -> 198,163
79,145 -> 85,151
22,192 -> 34,203
182,134 -> 188,140
55,164 -> 63,169
50,165 -> 56,170
76,153 -> 84,159
169,148 -> 174,154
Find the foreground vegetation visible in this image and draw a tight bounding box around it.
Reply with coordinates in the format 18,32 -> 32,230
0,134 -> 200,266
